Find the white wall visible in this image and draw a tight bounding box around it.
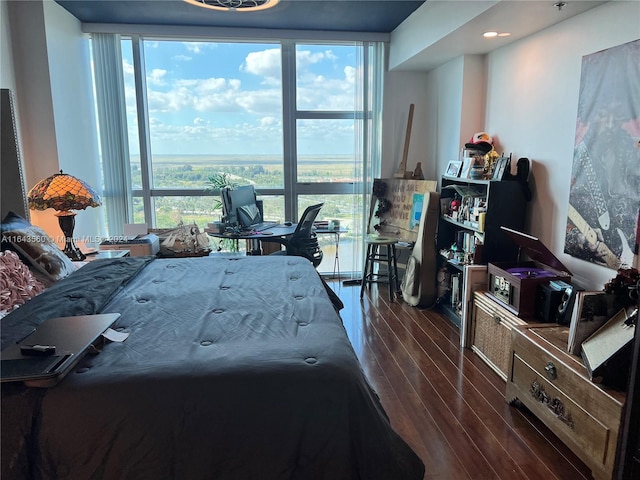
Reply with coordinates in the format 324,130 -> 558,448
4,0 -> 104,248
380,69 -> 429,179
43,0 -> 105,246
0,1 -> 15,90
483,1 -> 639,290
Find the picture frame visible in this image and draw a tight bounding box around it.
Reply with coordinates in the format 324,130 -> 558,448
445,160 -> 462,178
492,156 -> 508,180
459,157 -> 474,179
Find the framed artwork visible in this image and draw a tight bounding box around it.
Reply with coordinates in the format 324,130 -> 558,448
564,39 -> 639,270
445,160 -> 462,178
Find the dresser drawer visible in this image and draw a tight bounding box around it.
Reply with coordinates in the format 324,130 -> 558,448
471,292 -> 526,380
506,324 -> 626,480
511,352 -> 610,465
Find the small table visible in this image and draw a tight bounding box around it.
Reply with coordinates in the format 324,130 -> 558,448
315,228 -> 348,278
206,224 -> 297,255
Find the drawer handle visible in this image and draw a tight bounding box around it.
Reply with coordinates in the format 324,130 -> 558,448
494,315 -> 502,324
544,362 -> 557,380
530,380 -> 574,429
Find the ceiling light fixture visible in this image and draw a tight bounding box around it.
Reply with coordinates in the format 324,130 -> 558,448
554,2 -> 567,11
183,0 -> 279,12
483,31 -> 511,38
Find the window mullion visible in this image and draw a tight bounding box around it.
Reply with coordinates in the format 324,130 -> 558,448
281,40 -> 297,221
131,35 -> 155,226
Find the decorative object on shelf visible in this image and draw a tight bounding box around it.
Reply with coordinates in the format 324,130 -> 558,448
445,160 -> 462,178
27,170 -> 101,261
469,164 -> 484,180
604,267 -> 640,309
464,131 -> 493,154
484,148 -> 500,177
492,155 -> 510,180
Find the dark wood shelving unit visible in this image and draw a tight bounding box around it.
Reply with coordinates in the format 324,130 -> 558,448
436,175 -> 528,326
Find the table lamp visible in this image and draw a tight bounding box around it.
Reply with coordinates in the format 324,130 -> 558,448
27,170 -> 102,261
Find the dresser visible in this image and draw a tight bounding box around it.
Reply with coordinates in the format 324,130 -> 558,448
505,324 -> 626,480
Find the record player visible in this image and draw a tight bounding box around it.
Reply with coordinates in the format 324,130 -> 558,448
487,227 -> 572,318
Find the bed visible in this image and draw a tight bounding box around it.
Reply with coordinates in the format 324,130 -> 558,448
1,251 -> 425,479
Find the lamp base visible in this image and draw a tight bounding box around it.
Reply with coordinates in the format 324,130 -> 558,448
56,211 -> 86,261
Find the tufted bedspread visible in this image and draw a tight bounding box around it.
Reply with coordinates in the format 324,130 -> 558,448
1,255 -> 424,480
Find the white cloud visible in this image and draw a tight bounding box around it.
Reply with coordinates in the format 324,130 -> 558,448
260,116 -> 279,127
148,68 -> 168,86
174,55 -> 192,62
296,49 -> 331,69
184,42 -> 208,54
240,48 -> 281,83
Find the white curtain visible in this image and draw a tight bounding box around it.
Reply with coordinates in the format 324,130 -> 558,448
91,33 -> 132,236
350,41 -> 384,277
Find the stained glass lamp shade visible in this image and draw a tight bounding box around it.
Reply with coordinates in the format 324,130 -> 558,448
27,171 -> 102,261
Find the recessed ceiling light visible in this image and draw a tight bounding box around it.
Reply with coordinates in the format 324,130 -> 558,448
498,32 -> 511,37
183,0 -> 280,12
483,31 -> 498,38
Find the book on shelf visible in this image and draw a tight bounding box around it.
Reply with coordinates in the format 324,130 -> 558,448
567,291 -> 622,355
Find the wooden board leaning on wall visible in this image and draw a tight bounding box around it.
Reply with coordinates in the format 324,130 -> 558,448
369,177 -> 438,244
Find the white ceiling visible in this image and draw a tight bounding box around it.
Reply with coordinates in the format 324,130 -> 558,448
392,1 -> 608,71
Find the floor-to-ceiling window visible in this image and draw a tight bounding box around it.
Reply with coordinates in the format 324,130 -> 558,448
91,33 -> 383,276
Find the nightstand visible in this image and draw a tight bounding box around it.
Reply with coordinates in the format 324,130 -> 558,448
78,250 -> 130,263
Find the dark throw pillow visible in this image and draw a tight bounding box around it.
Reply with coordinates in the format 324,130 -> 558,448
1,211 -> 76,282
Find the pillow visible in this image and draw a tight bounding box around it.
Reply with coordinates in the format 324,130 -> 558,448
0,250 -> 45,317
1,211 -> 76,282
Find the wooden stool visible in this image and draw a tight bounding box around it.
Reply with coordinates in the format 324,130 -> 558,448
360,236 -> 399,302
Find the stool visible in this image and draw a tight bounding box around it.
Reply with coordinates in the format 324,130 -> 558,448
360,236 -> 400,302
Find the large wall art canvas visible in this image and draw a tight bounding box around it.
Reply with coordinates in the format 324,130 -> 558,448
564,39 -> 640,270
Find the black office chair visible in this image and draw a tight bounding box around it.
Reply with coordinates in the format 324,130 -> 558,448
271,203 -> 324,267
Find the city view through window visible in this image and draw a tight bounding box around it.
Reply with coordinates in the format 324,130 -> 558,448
111,38 -> 374,275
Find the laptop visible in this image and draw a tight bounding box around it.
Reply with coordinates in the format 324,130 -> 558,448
0,313 -> 120,387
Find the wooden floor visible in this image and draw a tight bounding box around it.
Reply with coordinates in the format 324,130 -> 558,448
330,280 -> 594,480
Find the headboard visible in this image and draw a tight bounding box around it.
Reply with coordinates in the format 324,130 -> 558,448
1,88 -> 29,220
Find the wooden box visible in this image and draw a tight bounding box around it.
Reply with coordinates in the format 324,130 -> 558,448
487,227 -> 571,318
506,324 -> 626,480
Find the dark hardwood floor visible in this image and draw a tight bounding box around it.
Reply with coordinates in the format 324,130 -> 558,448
330,280 -> 593,480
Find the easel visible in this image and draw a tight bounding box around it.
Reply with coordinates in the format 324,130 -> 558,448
394,104 -> 424,180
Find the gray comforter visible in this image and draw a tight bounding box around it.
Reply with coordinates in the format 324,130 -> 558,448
1,256 -> 424,479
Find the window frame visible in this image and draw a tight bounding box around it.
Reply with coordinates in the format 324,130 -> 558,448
91,31 -> 384,275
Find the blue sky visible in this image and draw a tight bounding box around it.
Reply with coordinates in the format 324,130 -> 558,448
121,40 -> 359,156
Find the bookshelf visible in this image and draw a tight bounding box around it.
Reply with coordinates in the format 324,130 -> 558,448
437,175 -> 528,325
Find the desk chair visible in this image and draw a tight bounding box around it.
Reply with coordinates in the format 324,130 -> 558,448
270,203 -> 324,267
